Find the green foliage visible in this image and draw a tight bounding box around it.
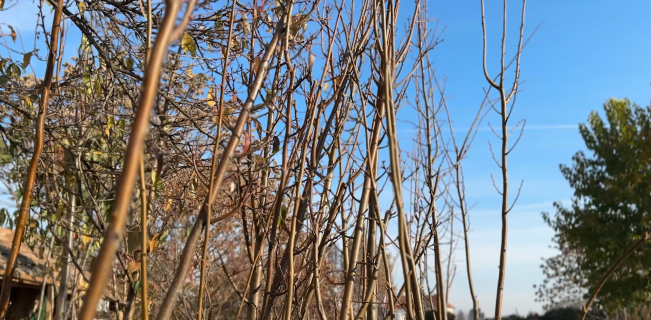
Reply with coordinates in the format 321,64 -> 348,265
493,308 -> 604,320
542,98 -> 651,311
0,57 -> 23,85
28,298 -> 47,320
539,307 -> 604,320
125,56 -> 134,70
539,308 -> 580,320
272,136 -> 280,155
0,208 -> 7,227
132,280 -> 142,293
22,51 -> 32,71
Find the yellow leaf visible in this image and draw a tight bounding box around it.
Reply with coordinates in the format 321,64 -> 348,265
94,78 -> 102,97
181,33 -> 197,57
207,87 -> 216,107
149,230 -> 164,253
323,82 -> 329,91
242,20 -> 250,36
24,96 -> 33,109
107,116 -> 114,130
82,235 -> 90,245
165,198 -> 173,211
78,1 -> 86,13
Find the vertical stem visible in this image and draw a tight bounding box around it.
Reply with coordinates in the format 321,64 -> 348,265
378,210 -> 396,318
235,65 -> 294,320
312,217 -> 328,320
280,16 -> 300,314
0,0 -> 64,315
36,237 -> 56,320
198,1 -> 237,317
339,96 -> 384,320
139,158 -> 149,320
259,73 -> 294,320
146,0 -> 152,63
480,1 -> 527,319
79,1 -> 184,317
446,213 -> 454,313
140,16 -> 154,320
46,284 -> 54,320
457,166 -> 479,320
64,241 -> 93,320
433,247 -> 443,320
414,12 -> 447,319
494,91 -> 509,320
365,211 -> 377,320
56,194 -> 75,320
379,0 -> 425,317
283,205 -> 298,320
341,204 -> 349,275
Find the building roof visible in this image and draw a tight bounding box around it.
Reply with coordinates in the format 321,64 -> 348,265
0,228 -> 49,287
0,228 -> 127,304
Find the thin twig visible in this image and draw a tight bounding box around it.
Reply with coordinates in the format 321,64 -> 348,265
197,0 -> 238,318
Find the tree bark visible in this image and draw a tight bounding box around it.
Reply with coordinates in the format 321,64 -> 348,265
0,0 -> 65,315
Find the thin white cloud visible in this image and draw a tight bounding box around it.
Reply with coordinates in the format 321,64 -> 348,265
470,199 -> 570,216
455,124 -> 577,132
519,124 -> 577,130
396,124 -> 578,134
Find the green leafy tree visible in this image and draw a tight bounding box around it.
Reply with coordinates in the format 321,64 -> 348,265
541,98 -> 651,312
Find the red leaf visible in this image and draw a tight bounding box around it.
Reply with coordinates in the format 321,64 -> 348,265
243,131 -> 250,154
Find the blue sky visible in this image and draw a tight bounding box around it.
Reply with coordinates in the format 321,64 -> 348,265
401,0 -> 651,316
2,0 -> 651,317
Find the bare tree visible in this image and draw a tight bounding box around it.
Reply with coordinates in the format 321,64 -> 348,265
479,0 -> 528,319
